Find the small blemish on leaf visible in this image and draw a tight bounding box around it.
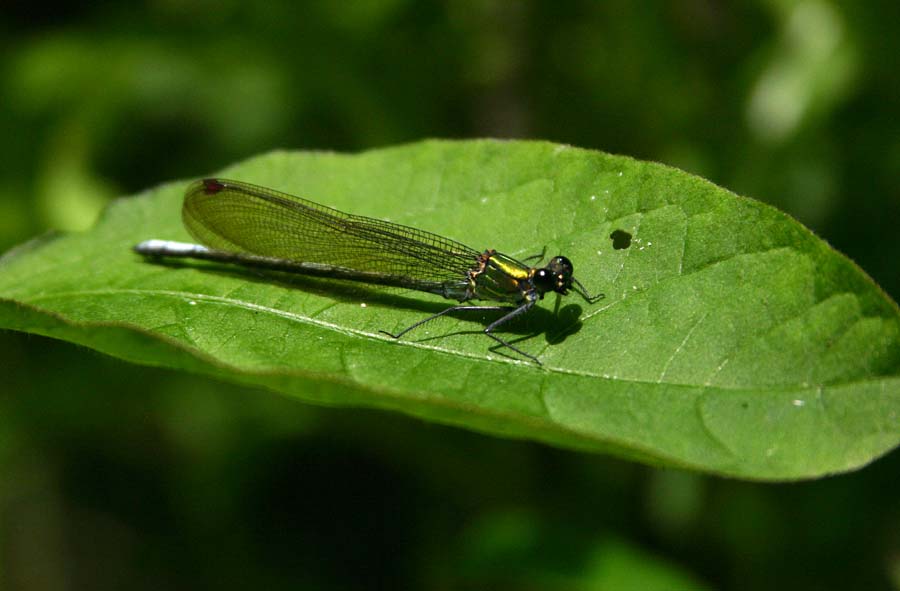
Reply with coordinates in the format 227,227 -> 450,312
610,229 -> 632,250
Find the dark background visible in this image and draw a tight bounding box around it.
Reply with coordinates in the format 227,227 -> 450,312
2,2 -> 899,589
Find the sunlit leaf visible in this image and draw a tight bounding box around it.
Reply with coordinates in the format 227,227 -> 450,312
1,140 -> 898,479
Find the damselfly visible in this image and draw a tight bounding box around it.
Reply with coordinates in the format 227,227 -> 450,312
134,178 -> 602,363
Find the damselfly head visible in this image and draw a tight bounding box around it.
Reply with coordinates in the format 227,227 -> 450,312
533,255 -> 574,295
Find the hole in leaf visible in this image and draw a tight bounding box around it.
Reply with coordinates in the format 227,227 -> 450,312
610,229 -> 632,250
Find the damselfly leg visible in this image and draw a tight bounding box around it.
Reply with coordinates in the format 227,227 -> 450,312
380,301 -> 541,364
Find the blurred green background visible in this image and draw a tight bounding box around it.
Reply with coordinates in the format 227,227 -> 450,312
2,1 -> 899,589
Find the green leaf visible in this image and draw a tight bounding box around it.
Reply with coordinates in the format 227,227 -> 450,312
1,140 -> 898,480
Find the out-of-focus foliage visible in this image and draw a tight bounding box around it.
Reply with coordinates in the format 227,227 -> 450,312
1,1 -> 898,590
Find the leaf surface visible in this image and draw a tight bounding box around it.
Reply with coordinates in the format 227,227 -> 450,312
2,140 -> 898,479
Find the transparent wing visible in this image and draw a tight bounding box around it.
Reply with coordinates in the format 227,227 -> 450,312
182,178 -> 481,283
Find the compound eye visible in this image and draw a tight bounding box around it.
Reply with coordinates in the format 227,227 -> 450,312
547,256 -> 574,290
549,256 -> 574,278
533,268 -> 555,292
